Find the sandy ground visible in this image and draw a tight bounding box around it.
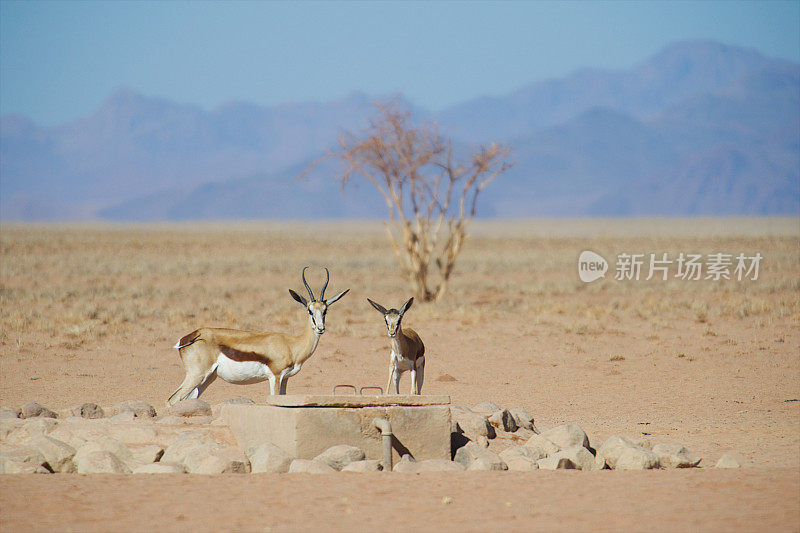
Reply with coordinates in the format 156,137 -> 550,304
1,219 -> 798,532
2,470 -> 798,533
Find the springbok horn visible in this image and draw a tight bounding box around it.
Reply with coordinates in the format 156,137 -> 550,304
302,266 -> 315,302
320,267 -> 330,301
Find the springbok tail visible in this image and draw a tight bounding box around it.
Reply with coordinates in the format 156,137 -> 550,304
174,332 -> 202,350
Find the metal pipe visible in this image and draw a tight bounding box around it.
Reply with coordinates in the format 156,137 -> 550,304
373,418 -> 393,472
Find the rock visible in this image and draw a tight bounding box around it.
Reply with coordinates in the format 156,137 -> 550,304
37,407 -> 58,419
172,441 -> 211,470
488,409 -> 519,433
451,425 -> 472,453
541,424 -> 590,450
342,459 -> 383,472
47,430 -> 82,450
288,459 -> 336,473
247,442 -> 293,473
552,446 -> 598,471
155,415 -> 185,425
652,444 -> 701,468
508,408 -> 536,431
109,424 -> 159,445
715,454 -> 741,469
629,436 -> 652,450
314,445 -> 366,470
0,462 -> 50,474
499,445 -> 540,461
392,454 -> 419,472
169,399 -> 212,418
29,435 -> 76,473
597,435 -> 662,470
414,459 -> 465,472
114,401 -> 157,418
183,416 -> 212,424
170,438 -> 249,474
499,447 -> 539,471
0,444 -> 51,474
94,436 -> 135,463
454,442 -> 507,471
0,408 -> 20,420
393,456 -> 464,473
109,411 -> 136,423
133,462 -> 186,474
524,434 -> 560,459
193,453 -> 250,474
74,436 -> 134,465
20,401 -> 58,419
471,401 -> 501,415
179,443 -> 224,472
594,453 -> 607,470
4,417 -> 58,445
161,433 -> 215,465
615,447 -> 660,470
76,451 -> 131,474
537,456 -> 577,470
71,403 -> 105,419
130,444 -> 165,464
0,459 -> 50,473
451,407 -> 496,442
474,436 -> 490,447
22,416 -> 58,433
512,427 -> 537,440
0,419 -> 23,441
51,424 -> 108,449
597,435 -> 640,469
23,416 -> 58,432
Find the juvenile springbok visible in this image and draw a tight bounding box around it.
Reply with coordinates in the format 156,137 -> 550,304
167,267 -> 349,405
367,297 -> 425,395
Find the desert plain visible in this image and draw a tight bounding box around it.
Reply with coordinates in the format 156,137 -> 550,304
1,218 -> 798,532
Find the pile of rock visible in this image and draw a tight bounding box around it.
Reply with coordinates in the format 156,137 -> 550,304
0,399 -> 241,474
451,401 -> 536,447
450,401 -> 706,472
0,398 -> 727,474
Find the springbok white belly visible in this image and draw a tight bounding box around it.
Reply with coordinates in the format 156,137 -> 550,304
391,351 -> 415,372
215,353 -> 274,384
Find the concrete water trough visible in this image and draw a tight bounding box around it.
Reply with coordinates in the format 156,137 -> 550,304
220,393 -> 452,464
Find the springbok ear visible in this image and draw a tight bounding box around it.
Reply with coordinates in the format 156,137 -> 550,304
367,298 -> 388,314
289,289 -> 308,306
325,288 -> 350,306
400,297 -> 414,315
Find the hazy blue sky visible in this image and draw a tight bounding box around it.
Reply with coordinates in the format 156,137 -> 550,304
1,0 -> 798,126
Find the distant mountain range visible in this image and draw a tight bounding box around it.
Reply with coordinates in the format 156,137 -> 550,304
1,40 -> 797,220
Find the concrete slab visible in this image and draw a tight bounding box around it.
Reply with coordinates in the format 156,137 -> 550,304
220,395 -> 451,462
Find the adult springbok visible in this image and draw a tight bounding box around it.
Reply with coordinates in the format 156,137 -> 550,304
367,297 -> 425,395
167,267 -> 349,405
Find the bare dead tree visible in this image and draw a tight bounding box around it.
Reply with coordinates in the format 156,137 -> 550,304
307,100 -> 512,301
